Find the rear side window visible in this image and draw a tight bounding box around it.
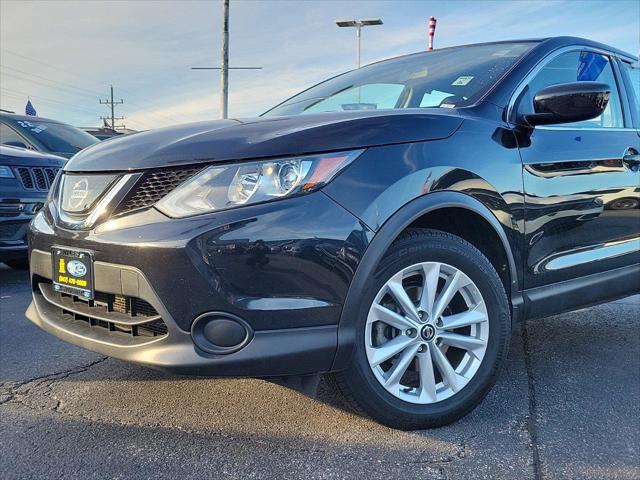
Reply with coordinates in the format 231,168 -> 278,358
0,122 -> 29,147
620,60 -> 640,110
517,51 -> 624,128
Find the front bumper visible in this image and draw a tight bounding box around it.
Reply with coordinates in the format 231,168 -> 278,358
26,192 -> 371,376
0,198 -> 44,262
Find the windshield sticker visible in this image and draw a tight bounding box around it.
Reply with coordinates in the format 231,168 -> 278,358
452,76 -> 474,86
491,49 -> 521,57
408,67 -> 429,80
17,120 -> 48,134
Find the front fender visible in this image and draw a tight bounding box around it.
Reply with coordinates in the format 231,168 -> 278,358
329,190 -> 521,371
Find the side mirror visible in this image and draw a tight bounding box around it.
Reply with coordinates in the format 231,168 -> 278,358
523,82 -> 610,127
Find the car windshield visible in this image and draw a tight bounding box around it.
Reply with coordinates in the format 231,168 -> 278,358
11,119 -> 99,155
264,42 -> 534,117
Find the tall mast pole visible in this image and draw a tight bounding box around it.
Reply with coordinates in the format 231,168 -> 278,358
220,0 -> 229,119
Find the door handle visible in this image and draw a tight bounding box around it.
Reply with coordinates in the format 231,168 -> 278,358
622,148 -> 640,169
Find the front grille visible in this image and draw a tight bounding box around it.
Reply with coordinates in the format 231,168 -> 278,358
38,282 -> 168,341
15,167 -> 60,191
114,166 -> 203,215
110,294 -> 159,318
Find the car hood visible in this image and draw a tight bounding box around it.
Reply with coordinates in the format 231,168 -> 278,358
65,109 -> 463,172
0,146 -> 66,167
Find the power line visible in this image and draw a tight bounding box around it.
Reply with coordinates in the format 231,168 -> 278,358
1,89 -> 99,116
1,87 -> 97,113
1,49 -> 192,125
1,48 -> 108,93
3,48 -> 240,128
0,87 -> 156,129
1,69 -> 179,127
102,89 -> 188,125
191,67 -> 262,70
0,64 -> 105,97
0,70 -> 98,101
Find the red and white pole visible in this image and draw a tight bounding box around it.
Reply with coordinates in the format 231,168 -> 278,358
428,16 -> 437,51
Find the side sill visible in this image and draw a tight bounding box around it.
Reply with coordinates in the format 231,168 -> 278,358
522,264 -> 640,320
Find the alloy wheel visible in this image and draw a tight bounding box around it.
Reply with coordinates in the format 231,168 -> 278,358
365,261 -> 489,404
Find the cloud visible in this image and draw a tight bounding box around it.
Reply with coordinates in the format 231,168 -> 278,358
1,0 -> 638,129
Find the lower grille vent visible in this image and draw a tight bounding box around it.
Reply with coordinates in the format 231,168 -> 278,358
38,282 -> 168,341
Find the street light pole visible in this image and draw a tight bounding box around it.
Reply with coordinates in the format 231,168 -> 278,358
220,0 -> 229,119
355,23 -> 361,68
336,18 -> 383,68
192,0 -> 261,120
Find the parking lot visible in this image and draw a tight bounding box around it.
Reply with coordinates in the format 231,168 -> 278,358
1,264 -> 638,479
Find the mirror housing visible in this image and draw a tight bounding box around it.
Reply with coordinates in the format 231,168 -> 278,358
523,82 -> 610,127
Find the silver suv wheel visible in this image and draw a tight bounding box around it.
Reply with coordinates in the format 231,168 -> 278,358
365,261 -> 489,404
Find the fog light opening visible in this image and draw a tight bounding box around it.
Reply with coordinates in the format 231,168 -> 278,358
191,312 -> 253,355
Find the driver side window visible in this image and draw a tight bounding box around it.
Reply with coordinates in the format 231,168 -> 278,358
518,51 -> 624,128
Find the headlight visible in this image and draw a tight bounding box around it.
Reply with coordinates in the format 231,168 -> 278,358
0,165 -> 15,178
156,149 -> 364,218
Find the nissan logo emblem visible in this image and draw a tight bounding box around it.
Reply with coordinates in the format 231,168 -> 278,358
69,178 -> 89,210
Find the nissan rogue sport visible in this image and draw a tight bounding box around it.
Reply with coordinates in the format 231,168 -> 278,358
26,37 -> 639,430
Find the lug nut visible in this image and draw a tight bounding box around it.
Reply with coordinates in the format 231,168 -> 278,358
418,344 -> 427,353
406,328 -> 416,337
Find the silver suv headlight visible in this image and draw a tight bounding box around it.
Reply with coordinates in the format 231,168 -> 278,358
156,149 -> 363,218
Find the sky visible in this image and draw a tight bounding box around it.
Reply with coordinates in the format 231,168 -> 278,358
1,0 -> 638,130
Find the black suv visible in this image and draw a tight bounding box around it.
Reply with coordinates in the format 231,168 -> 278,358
0,145 -> 65,268
26,37 -> 639,430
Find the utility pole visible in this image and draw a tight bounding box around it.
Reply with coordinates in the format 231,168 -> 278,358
99,85 -> 125,129
336,18 -> 383,68
221,0 -> 229,119
191,0 -> 261,119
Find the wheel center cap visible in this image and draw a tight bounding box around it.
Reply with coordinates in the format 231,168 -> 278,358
421,324 -> 436,342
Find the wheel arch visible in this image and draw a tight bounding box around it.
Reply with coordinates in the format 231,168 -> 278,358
331,190 -> 521,371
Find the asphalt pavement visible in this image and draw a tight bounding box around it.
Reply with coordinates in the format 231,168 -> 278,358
1,264 -> 638,479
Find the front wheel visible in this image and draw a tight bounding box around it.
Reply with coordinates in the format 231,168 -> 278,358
330,229 -> 511,430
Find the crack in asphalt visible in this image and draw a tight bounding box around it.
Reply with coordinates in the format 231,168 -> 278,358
1,359 -> 467,470
521,320 -> 543,480
0,356 -> 109,407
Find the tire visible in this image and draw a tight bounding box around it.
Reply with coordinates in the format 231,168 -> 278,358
4,258 -> 29,270
329,228 -> 511,430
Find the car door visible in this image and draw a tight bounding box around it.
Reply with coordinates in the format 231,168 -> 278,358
513,47 -> 640,289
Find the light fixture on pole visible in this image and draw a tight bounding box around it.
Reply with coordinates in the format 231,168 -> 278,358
335,18 -> 383,68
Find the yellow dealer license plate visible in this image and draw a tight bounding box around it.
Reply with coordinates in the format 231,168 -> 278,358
52,247 -> 94,300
